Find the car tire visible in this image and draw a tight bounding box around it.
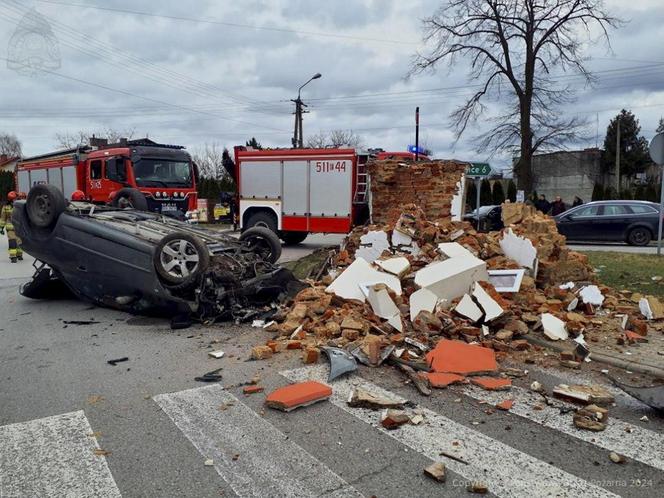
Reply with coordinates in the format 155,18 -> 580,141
154,232 -> 210,285
239,226 -> 282,263
26,184 -> 67,229
111,188 -> 148,211
245,211 -> 277,233
627,227 -> 652,246
281,231 -> 308,245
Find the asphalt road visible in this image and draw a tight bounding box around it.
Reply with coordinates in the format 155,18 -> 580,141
1,235 -> 663,498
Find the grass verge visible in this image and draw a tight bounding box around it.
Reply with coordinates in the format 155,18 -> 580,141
581,251 -> 664,297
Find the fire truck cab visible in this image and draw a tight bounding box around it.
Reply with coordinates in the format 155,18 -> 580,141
16,138 -> 198,218
234,147 -> 370,244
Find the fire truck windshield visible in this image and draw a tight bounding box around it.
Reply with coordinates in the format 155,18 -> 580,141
133,159 -> 193,188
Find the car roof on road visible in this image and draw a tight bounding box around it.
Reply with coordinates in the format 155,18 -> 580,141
581,200 -> 658,205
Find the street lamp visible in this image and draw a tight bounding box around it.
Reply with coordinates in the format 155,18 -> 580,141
292,73 -> 322,148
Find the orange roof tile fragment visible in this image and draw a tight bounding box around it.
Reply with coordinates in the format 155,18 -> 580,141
425,339 -> 498,375
470,377 -> 512,391
426,372 -> 466,388
495,399 -> 514,410
265,381 -> 332,412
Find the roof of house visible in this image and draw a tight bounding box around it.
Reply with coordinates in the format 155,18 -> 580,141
0,155 -> 19,169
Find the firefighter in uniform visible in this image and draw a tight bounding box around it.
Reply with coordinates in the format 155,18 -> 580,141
0,191 -> 23,263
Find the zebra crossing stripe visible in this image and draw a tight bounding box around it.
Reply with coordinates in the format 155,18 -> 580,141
282,365 -> 619,498
0,410 -> 121,498
454,383 -> 664,471
154,385 -> 361,497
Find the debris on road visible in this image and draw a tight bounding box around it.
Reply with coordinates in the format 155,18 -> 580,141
208,350 -> 225,359
320,346 -> 357,382
553,384 -> 614,405
380,409 -> 411,430
609,452 -> 626,464
265,381 -> 332,412
423,462 -> 446,482
347,387 -> 405,410
467,481 -> 489,494
107,357 -> 129,366
243,386 -> 264,395
194,367 -> 223,383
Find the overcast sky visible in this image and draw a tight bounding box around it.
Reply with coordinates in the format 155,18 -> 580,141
1,0 -> 663,172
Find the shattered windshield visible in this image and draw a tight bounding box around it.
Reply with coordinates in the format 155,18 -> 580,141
133,158 -> 193,188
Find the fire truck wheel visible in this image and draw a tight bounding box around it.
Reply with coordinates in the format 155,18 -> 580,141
239,227 -> 282,264
154,232 -> 210,285
111,188 -> 148,211
245,211 -> 277,233
280,231 -> 308,245
26,184 -> 67,229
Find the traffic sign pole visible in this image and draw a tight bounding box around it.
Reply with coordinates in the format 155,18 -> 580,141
648,133 -> 664,256
475,177 -> 481,231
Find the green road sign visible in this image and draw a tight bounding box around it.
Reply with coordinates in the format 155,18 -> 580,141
467,162 -> 491,176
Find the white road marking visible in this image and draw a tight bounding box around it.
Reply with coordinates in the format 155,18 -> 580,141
0,410 -> 121,498
154,385 -> 361,498
455,383 -> 664,471
282,365 -> 618,498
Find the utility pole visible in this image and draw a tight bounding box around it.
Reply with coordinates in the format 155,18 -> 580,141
615,116 -> 621,193
415,107 -> 420,161
291,73 -> 321,148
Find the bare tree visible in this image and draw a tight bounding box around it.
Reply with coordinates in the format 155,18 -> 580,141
192,142 -> 229,180
411,0 -> 620,191
0,132 -> 22,157
54,127 -> 136,149
305,130 -> 363,148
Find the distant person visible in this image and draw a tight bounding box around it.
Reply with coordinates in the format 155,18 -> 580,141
535,194 -> 550,214
572,196 -> 583,207
550,195 -> 567,216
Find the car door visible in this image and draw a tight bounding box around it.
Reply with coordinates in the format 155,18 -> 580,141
556,204 -> 601,240
597,203 -> 631,241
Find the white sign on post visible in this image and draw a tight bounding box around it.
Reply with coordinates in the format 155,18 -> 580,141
516,190 -> 525,203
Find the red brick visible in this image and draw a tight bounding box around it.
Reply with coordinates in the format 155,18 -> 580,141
426,372 -> 466,388
470,377 -> 512,391
243,386 -> 264,395
265,381 -> 332,412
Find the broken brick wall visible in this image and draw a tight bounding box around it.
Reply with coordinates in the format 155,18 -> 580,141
368,160 -> 467,225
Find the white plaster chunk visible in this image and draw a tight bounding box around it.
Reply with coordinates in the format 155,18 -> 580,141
391,229 -> 412,247
472,283 -> 504,322
355,230 -> 390,263
567,297 -> 579,312
414,255 -> 489,301
450,175 -> 465,222
639,298 -> 653,320
540,313 -> 568,341
500,228 -> 537,269
438,242 -> 475,259
366,285 -> 403,333
366,286 -> 400,320
454,294 -> 484,322
326,258 -> 402,302
375,257 -> 410,277
579,285 -> 604,306
409,288 -> 439,324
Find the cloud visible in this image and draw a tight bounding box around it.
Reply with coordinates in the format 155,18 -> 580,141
0,0 -> 661,175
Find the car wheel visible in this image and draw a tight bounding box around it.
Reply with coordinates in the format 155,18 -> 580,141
26,184 -> 67,229
627,227 -> 652,246
245,211 -> 277,232
111,188 -> 148,211
154,232 -> 210,285
281,231 -> 308,245
239,226 -> 282,263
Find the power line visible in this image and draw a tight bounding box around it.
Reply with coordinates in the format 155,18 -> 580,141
29,0 -> 418,45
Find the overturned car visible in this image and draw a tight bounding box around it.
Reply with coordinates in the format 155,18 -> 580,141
12,185 -> 302,322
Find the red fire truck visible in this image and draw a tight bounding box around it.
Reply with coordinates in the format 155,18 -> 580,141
16,138 -> 198,218
233,147 -> 373,244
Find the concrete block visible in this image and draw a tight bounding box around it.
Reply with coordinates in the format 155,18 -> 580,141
326,258 -> 402,302
414,255 -> 488,301
409,287 -> 439,324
